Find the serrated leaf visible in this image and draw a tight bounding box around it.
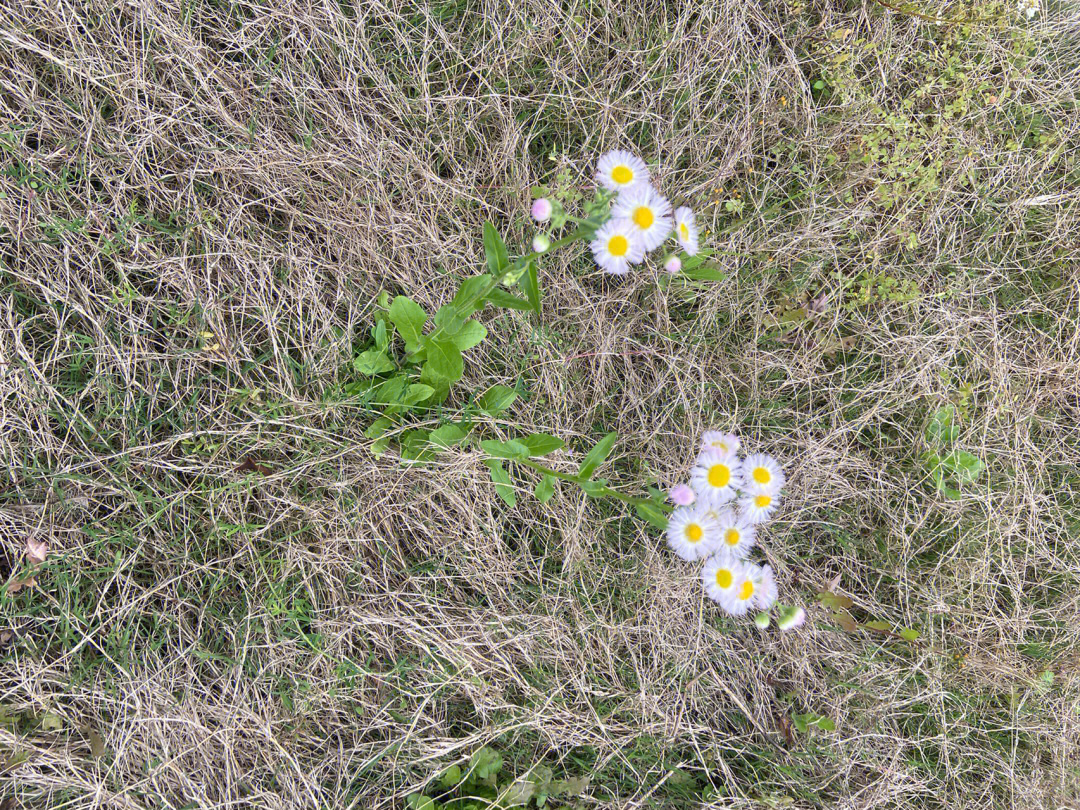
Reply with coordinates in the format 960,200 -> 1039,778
519,433 -> 564,456
483,222 -> 509,276
421,336 -> 464,384
449,320 -> 486,351
817,591 -> 854,610
832,610 -> 858,632
429,424 -> 469,449
389,296 -> 427,352
485,288 -> 533,310
354,348 -> 396,376
480,439 -> 530,460
478,385 -> 517,416
636,501 -> 669,530
534,475 -> 556,503
520,259 -> 541,314
578,432 -> 618,479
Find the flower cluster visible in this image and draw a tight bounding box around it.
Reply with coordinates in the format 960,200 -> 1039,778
1017,0 -> 1039,18
532,150 -> 699,276
665,431 -> 805,631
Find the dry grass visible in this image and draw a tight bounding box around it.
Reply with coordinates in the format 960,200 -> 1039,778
2,0 -> 1080,807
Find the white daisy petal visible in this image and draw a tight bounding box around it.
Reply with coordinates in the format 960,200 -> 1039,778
720,561 -> 764,616
754,565 -> 778,611
666,504 -> 721,561
596,150 -> 650,193
691,449 -> 743,504
700,431 -> 741,456
701,551 -> 745,606
612,185 -> 674,252
589,218 -> 646,276
673,206 -> 699,256
714,508 -> 757,559
742,453 -> 785,494
738,486 -> 781,524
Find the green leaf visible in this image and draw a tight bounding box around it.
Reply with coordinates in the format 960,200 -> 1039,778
451,275 -> 493,319
815,716 -> 836,731
440,765 -> 462,790
579,480 -> 607,498
478,385 -> 517,416
371,434 -> 393,457
402,383 -> 435,406
429,423 -> 469,449
353,347 -> 396,376
449,320 -> 487,351
364,416 -> 393,440
635,501 -> 669,530
925,405 -> 958,446
421,336 -> 464,384
373,318 -> 389,350
681,265 -> 725,281
951,450 -> 984,483
520,259 -> 541,314
578,432 -> 618,479
373,375 -> 407,405
483,222 -> 509,276
899,627 -> 921,642
534,475 -> 556,503
400,429 -> 434,462
485,288 -> 533,311
817,591 -> 854,610
389,296 -> 427,352
433,303 -> 465,335
863,619 -> 891,632
481,439 -> 530,460
519,433 -> 564,456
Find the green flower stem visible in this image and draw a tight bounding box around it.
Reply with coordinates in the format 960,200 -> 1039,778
514,457 -> 673,512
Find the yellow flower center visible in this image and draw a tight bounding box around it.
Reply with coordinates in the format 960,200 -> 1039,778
686,523 -> 703,543
752,466 -> 771,485
608,234 -> 629,257
707,464 -> 730,488
715,569 -> 733,589
632,206 -> 654,229
738,580 -> 755,601
679,222 -> 690,240
754,494 -> 772,508
612,165 -> 633,185
725,529 -> 740,546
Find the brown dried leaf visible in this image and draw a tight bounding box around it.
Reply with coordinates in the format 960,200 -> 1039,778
832,610 -> 858,633
817,590 -> 854,610
236,457 -> 272,476
26,538 -> 49,564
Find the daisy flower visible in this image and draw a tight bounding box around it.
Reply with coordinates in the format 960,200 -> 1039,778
777,605 -> 806,631
721,562 -> 765,616
701,551 -> 743,605
612,184 -> 673,252
700,431 -> 740,456
754,564 -> 778,610
743,453 -> 785,494
590,218 -> 645,276
691,450 -> 743,504
673,206 -> 699,256
739,487 -> 780,524
596,150 -> 650,193
666,504 -> 720,561
714,508 -> 757,559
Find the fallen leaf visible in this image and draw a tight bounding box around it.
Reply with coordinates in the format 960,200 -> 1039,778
236,457 -> 272,476
817,591 -> 854,610
776,713 -> 796,747
26,538 -> 49,564
6,576 -> 35,594
832,610 -> 858,633
39,712 -> 63,732
86,727 -> 106,759
0,630 -> 12,646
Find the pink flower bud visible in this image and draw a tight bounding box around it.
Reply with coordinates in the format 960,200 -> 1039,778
531,198 -> 553,223
669,484 -> 695,506
664,255 -> 681,274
